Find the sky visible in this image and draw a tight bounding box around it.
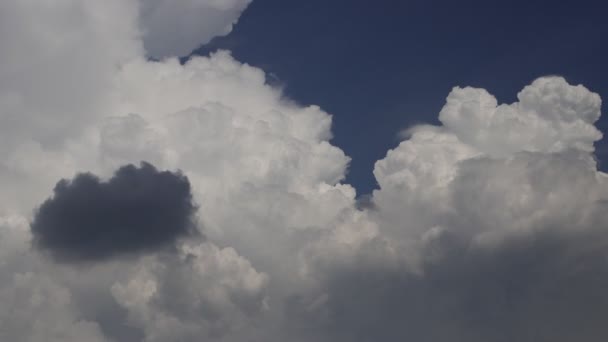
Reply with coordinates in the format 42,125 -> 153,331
1,1 -> 608,341
195,0 -> 608,194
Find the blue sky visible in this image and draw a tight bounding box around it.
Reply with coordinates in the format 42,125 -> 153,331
195,0 -> 608,194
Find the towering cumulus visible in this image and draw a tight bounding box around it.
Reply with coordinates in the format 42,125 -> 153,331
0,1 -> 607,341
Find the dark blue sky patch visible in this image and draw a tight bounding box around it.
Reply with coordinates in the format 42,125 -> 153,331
31,162 -> 197,262
194,0 -> 608,194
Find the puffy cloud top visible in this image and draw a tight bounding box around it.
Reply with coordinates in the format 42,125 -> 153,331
439,76 -> 602,156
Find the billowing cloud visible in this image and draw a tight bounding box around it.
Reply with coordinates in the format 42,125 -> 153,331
439,77 -> 602,156
290,230 -> 608,342
0,272 -> 109,342
1,0 -> 608,341
31,162 -> 197,262
289,150 -> 608,342
112,242 -> 268,341
281,77 -> 608,342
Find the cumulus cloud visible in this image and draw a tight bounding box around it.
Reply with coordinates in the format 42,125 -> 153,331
0,0 -> 251,153
0,0 -> 350,338
1,0 -> 608,340
282,77 -> 608,342
0,272 -> 109,342
291,229 -> 608,342
289,149 -> 608,342
439,77 -> 602,156
31,162 -> 197,262
112,242 -> 268,341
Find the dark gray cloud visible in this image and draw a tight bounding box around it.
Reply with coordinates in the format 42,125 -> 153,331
31,162 -> 197,262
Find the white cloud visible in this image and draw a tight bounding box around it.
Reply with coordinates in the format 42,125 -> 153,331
0,1 -> 354,339
112,242 -> 268,341
0,0 -> 139,149
1,0 -> 608,341
0,272 -> 109,342
439,77 -> 602,156
371,77 -> 605,248
289,78 -> 608,342
0,217 -> 110,342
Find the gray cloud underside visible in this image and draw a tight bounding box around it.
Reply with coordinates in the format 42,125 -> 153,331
31,162 -> 197,262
